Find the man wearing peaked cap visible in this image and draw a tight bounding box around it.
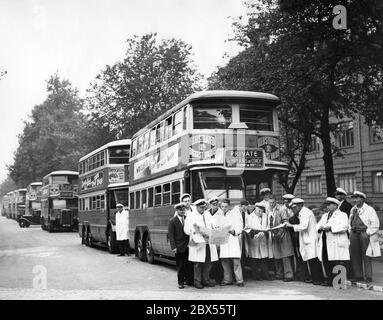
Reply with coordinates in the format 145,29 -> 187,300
180,193 -> 195,216
285,198 -> 325,285
183,198 -> 218,288
316,197 -> 350,286
115,203 -> 131,257
335,188 -> 352,217
282,194 -> 295,200
259,188 -> 272,213
168,203 -> 193,289
349,190 -> 381,283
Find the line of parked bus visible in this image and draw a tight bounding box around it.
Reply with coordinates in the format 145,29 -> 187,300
1,90 -> 289,264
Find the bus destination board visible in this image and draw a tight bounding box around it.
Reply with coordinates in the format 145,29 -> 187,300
225,149 -> 264,168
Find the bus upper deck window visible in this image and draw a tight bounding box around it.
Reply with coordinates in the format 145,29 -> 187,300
193,104 -> 232,129
239,105 -> 274,131
173,110 -> 183,135
150,128 -> 156,148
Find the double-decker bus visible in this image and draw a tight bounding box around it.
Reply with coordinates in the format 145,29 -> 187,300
18,182 -> 43,228
4,192 -> 13,219
78,140 -> 130,253
128,90 -> 288,263
14,188 -> 27,221
40,171 -> 79,232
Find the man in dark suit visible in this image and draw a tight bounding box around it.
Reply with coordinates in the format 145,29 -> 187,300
168,203 -> 192,289
335,187 -> 352,217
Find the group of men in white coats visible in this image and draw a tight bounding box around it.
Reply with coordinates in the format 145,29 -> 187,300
169,187 -> 381,289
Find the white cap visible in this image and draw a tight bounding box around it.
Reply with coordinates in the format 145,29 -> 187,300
208,197 -> 219,204
282,194 -> 295,200
116,203 -> 124,208
180,193 -> 191,201
290,198 -> 304,206
326,197 -> 341,206
260,187 -> 271,194
335,188 -> 347,196
352,191 -> 366,199
194,199 -> 207,207
174,203 -> 186,210
255,202 -> 266,211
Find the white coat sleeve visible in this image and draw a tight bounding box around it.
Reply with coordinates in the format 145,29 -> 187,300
366,207 -> 380,236
184,214 -> 193,236
233,213 -> 243,236
331,212 -> 349,234
293,211 -> 310,232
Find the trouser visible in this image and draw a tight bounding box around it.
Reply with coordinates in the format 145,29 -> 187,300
221,258 -> 244,284
210,260 -> 224,284
239,233 -> 248,278
307,257 -> 324,283
267,258 -> 276,277
193,245 -> 213,286
350,231 -> 372,280
249,258 -> 269,280
275,256 -> 294,279
118,240 -> 130,255
175,249 -> 193,285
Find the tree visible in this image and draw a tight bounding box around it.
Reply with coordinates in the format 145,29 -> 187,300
86,33 -> 203,140
210,0 -> 383,196
8,74 -> 90,186
0,176 -> 18,199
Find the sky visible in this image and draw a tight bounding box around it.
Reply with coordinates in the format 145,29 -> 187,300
0,0 -> 252,183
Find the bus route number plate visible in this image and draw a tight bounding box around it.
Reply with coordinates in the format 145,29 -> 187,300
225,149 -> 264,168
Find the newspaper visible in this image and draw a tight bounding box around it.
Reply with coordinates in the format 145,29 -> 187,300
198,225 -> 232,245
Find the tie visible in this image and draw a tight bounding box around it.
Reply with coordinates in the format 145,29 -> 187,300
327,211 -> 333,222
269,215 -> 274,228
242,211 -> 246,227
181,216 -> 184,226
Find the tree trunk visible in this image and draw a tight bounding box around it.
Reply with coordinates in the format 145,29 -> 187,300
320,116 -> 336,197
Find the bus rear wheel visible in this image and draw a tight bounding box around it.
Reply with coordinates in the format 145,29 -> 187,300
137,237 -> 147,261
146,235 -> 155,264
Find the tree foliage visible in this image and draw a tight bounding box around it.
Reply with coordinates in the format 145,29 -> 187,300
8,74 -> 90,186
86,33 -> 203,140
209,0 -> 383,196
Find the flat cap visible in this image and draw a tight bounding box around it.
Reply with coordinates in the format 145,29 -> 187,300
260,187 -> 272,194
174,202 -> 186,210
208,197 -> 219,204
326,197 -> 340,206
352,191 -> 366,199
180,193 -> 191,201
290,198 -> 304,206
194,199 -> 207,207
282,194 -> 295,200
335,187 -> 347,196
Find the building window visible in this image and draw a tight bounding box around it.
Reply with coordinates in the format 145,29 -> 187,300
336,121 -> 354,148
308,135 -> 320,153
135,191 -> 141,209
193,104 -> 232,129
239,105 -> 273,131
373,171 -> 383,193
307,176 -> 321,195
338,173 -> 356,194
370,122 -> 383,144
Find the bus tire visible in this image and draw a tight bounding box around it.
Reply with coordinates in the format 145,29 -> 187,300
137,236 -> 147,261
107,231 -> 118,254
145,234 -> 155,264
48,221 -> 54,233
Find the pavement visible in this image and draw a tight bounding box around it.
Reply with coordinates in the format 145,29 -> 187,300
0,216 -> 382,300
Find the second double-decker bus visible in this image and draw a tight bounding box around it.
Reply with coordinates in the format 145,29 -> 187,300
78,140 -> 131,253
40,171 -> 79,232
128,90 -> 289,263
14,188 -> 27,221
19,182 -> 43,228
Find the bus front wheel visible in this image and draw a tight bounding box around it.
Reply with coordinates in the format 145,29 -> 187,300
146,234 -> 155,264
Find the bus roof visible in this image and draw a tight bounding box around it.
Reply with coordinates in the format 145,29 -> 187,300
107,182 -> 130,189
43,171 -> 79,179
29,182 -> 43,186
79,139 -> 132,162
132,90 -> 280,139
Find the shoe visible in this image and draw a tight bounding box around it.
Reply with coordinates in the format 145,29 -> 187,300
283,278 -> 294,282
237,282 -> 244,287
365,278 -> 372,283
185,282 -> 194,286
178,284 -> 185,289
313,281 -> 323,285
304,279 -> 313,283
220,282 -> 233,286
195,284 -> 204,289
